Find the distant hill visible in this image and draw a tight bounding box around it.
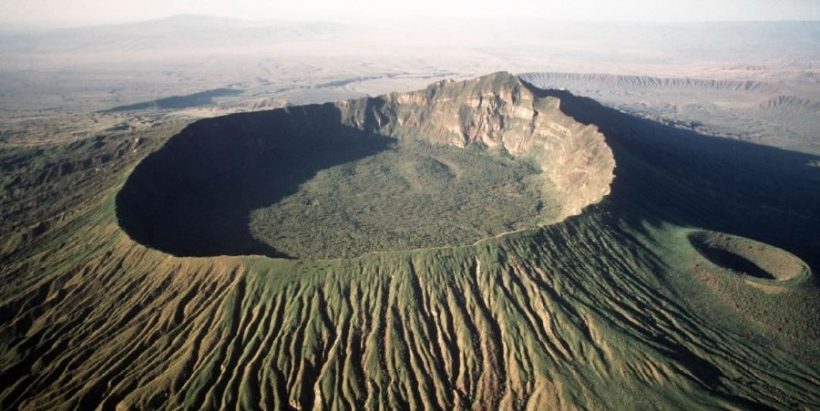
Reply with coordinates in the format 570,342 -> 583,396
0,14 -> 349,54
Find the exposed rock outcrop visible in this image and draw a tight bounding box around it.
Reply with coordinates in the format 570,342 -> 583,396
337,71 -> 615,218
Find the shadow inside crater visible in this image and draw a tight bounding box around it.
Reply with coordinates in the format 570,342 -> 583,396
116,103 -> 394,258
688,235 -> 776,279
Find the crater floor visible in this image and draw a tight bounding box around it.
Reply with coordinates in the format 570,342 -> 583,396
249,139 -> 554,258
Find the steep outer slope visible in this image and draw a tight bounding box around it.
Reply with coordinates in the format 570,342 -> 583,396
338,72 -> 614,218
1,74 -> 819,410
2,198 -> 818,410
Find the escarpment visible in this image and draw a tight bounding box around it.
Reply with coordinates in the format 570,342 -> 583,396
338,72 -> 615,218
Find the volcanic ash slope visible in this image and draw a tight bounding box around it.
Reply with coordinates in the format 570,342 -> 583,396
0,72 -> 818,410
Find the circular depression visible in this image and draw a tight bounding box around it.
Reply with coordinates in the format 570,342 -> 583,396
688,230 -> 810,282
116,106 -> 560,259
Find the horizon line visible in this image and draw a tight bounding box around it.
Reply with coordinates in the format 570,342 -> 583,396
1,13 -> 818,30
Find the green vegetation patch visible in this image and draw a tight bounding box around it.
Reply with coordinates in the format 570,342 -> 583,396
250,139 -> 557,258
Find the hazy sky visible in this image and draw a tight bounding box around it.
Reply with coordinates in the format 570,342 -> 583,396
2,0 -> 818,26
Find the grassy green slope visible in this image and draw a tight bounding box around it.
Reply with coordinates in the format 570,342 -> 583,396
2,194 -> 817,410
1,76 -> 818,410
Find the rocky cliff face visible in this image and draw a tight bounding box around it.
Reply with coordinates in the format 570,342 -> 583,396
336,72 -> 615,218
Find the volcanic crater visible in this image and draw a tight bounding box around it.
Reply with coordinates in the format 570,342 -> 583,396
116,72 -> 615,258
689,230 -> 810,283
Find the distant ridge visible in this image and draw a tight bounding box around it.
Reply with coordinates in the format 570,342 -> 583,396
760,95 -> 820,111
102,88 -> 243,113
520,72 -> 773,92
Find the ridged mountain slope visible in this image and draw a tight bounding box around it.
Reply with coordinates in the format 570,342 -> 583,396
1,73 -> 818,410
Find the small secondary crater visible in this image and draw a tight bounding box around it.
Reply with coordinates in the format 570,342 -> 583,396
688,230 -> 809,282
